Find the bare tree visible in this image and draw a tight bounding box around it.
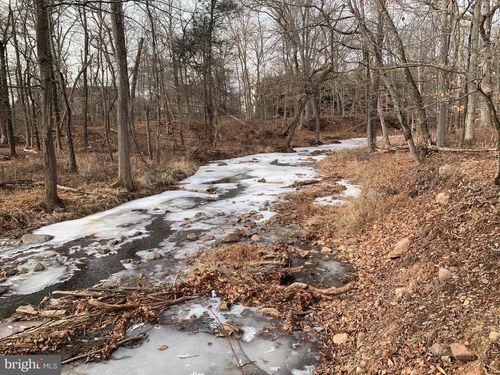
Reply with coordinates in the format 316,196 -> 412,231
110,0 -> 134,190
35,0 -> 63,210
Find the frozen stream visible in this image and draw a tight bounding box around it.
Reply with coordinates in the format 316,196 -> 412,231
0,138 -> 366,319
68,297 -> 317,375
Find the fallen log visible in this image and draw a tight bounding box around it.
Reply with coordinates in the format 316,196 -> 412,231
429,145 -> 497,152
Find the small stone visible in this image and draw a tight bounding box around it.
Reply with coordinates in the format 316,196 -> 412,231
251,234 -> 260,242
488,331 -> 499,343
147,251 -> 162,260
107,239 -> 120,246
21,234 -> 54,245
158,344 -> 169,351
223,233 -> 241,243
388,237 -> 410,259
199,234 -> 215,242
16,267 -> 29,274
430,343 -> 447,357
257,178 -> 266,183
97,248 -> 110,255
0,286 -> 9,296
438,267 -> 451,283
218,301 -> 230,311
258,307 -> 281,317
332,333 -> 349,345
321,246 -> 332,254
186,233 -> 198,241
33,263 -> 45,272
435,192 -> 450,205
450,343 -> 477,362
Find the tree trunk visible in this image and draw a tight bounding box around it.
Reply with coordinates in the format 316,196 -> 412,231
81,8 -> 90,148
111,0 -> 134,190
377,96 -> 390,147
282,96 -> 308,151
0,40 -> 16,157
35,0 -> 63,210
464,0 -> 482,142
377,0 -> 431,145
436,0 -> 450,147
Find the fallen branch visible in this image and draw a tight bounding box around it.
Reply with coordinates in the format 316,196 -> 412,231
87,299 -> 139,311
61,334 -> 147,365
52,290 -> 101,298
429,146 -> 497,153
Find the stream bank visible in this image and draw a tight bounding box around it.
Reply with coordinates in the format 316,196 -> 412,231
1,139 -> 367,375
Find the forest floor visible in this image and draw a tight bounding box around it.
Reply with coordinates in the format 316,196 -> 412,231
0,129 -> 498,374
0,116 -> 365,238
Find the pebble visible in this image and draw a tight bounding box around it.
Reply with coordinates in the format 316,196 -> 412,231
388,237 -> 410,259
147,252 -> 162,260
223,233 -> 241,243
199,235 -> 215,243
33,263 -> 45,272
186,233 -> 198,241
438,267 -> 451,283
450,343 -> 477,362
21,234 -> 54,245
251,234 -> 260,242
332,333 -> 349,345
218,301 -> 230,311
489,331 -> 499,343
429,343 -> 447,357
321,246 -> 332,254
435,192 -> 450,205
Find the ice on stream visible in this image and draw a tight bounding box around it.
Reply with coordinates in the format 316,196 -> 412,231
0,138 -> 366,297
67,298 -> 316,375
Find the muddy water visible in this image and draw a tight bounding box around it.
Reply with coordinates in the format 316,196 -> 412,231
0,139 -> 365,322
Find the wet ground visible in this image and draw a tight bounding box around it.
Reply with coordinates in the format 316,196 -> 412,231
67,297 -> 316,375
1,139 -> 366,374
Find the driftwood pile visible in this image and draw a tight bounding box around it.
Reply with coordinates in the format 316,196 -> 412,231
0,285 -> 197,362
0,242 -> 352,364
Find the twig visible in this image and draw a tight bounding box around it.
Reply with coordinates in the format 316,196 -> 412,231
52,290 -> 101,298
207,306 -> 245,375
87,300 -> 139,311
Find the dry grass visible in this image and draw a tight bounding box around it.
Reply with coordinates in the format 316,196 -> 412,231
333,192 -> 387,235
